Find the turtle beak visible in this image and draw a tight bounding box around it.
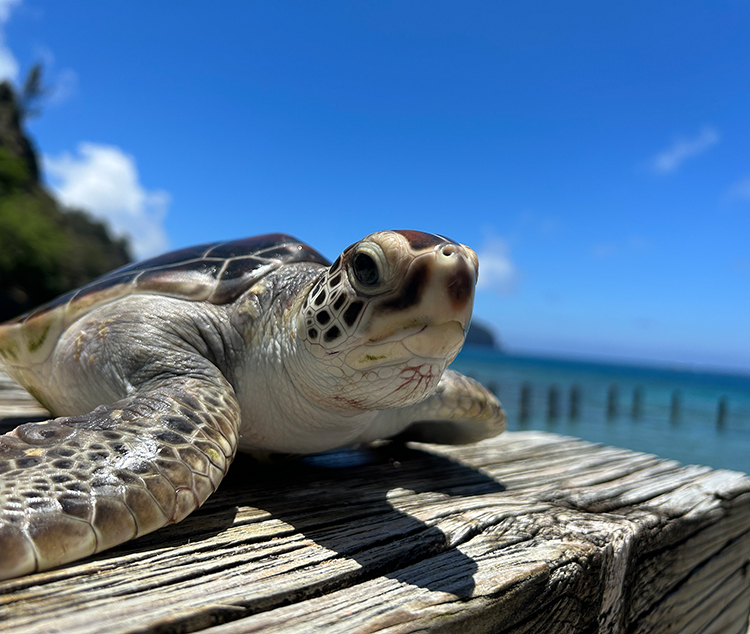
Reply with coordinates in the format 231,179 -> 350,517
384,242 -> 476,363
406,240 -> 477,334
365,237 -> 477,344
438,241 -> 477,331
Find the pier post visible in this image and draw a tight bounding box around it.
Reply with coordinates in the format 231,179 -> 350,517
717,396 -> 728,429
568,385 -> 580,420
607,384 -> 618,420
547,386 -> 560,421
632,386 -> 643,420
519,382 -> 532,423
670,390 -> 681,425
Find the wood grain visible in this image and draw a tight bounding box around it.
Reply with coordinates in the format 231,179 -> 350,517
0,370 -> 48,426
1,370 -> 749,633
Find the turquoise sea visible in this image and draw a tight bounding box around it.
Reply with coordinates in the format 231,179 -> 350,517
452,346 -> 750,474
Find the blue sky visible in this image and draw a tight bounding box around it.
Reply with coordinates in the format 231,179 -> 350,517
3,1 -> 749,371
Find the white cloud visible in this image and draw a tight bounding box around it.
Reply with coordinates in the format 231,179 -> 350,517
0,0 -> 20,81
650,126 -> 719,174
0,45 -> 17,81
0,0 -> 20,22
476,238 -> 518,295
45,143 -> 170,259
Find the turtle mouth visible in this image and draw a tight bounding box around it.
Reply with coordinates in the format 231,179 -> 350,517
365,315 -> 466,343
345,320 -> 465,370
400,321 -> 465,358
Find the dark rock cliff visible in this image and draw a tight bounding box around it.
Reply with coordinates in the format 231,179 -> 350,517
465,321 -> 502,349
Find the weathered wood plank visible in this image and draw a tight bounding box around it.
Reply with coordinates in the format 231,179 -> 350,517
0,369 -> 48,425
0,370 -> 749,633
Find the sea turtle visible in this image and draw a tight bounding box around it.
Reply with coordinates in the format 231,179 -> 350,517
0,230 -> 505,580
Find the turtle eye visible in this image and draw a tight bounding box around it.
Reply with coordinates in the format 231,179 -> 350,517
352,252 -> 380,287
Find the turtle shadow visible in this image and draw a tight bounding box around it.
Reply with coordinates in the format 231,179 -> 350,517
16,435 -> 504,601
220,442 -> 506,597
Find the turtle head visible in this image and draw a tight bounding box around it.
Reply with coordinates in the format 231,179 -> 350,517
295,230 -> 479,410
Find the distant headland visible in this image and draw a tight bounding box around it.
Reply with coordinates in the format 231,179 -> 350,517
465,321 -> 501,349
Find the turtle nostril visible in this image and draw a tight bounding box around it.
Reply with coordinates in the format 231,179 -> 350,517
441,244 -> 457,257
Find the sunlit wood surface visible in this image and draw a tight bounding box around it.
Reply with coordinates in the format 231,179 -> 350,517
1,370 -> 749,634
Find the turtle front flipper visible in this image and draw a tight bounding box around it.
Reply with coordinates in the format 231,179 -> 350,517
382,369 -> 506,445
0,374 -> 240,580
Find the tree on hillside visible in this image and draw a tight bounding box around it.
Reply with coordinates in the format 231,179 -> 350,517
20,63 -> 46,120
0,72 -> 132,321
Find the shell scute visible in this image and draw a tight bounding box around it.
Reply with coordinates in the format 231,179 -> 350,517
0,234 -> 329,368
75,274 -> 140,299
135,259 -> 224,301
219,257 -> 270,281
65,279 -> 137,326
256,243 -> 328,264
204,234 -> 297,259
112,243 -> 216,274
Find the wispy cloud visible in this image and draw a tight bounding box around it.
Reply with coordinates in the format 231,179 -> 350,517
45,143 -> 170,258
32,46 -> 79,106
650,126 -> 719,174
476,237 -> 518,295
0,0 -> 20,81
0,0 -> 19,21
591,235 -> 649,258
517,210 -> 559,235
727,177 -> 750,202
591,242 -> 618,258
47,67 -> 78,105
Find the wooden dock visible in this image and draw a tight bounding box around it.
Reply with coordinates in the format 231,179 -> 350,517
1,370 -> 749,633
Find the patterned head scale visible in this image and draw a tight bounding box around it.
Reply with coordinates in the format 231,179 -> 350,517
297,230 -> 479,408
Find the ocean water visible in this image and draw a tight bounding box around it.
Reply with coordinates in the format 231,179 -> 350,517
452,346 -> 750,474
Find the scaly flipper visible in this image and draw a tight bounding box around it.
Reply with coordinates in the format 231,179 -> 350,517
0,373 -> 240,580
389,370 -> 506,444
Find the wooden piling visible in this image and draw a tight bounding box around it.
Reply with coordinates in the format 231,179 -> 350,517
632,386 -> 643,420
607,384 -> 618,420
546,385 -> 560,421
568,385 -> 581,420
670,390 -> 681,425
717,396 -> 728,429
519,382 -> 532,423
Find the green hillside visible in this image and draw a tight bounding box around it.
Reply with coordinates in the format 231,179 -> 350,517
0,81 -> 131,322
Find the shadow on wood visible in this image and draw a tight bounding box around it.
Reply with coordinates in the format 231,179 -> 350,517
107,444 -> 506,599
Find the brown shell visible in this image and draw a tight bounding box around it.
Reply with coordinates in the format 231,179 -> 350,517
0,234 -> 329,368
